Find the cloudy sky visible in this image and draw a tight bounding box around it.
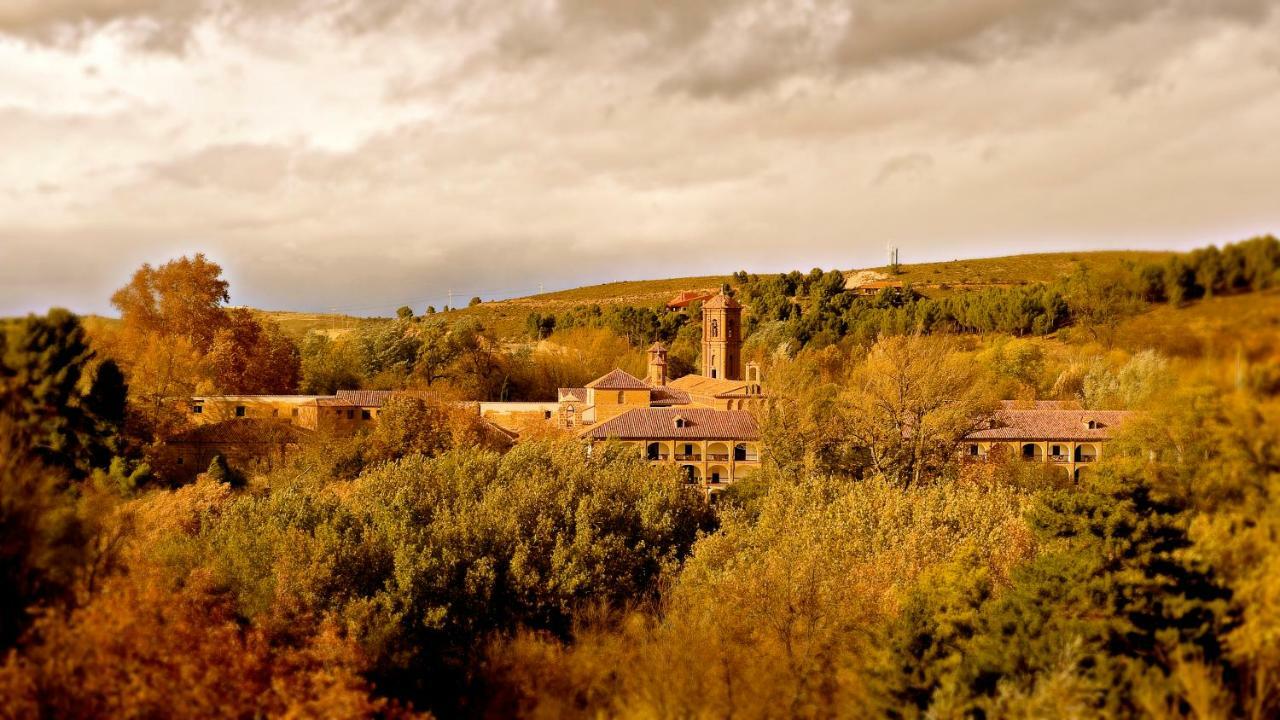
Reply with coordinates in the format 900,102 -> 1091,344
2,1 -> 1279,317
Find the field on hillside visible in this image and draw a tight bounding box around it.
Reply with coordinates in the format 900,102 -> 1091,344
244,251 -> 1177,340
1114,289 -> 1280,361
862,250 -> 1174,293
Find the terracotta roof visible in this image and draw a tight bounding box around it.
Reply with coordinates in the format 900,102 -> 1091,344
666,291 -> 714,309
965,409 -> 1133,442
648,385 -> 691,406
648,341 -> 668,353
585,369 -> 650,390
316,396 -> 356,407
582,408 -> 759,441
558,388 -> 587,403
999,400 -> 1083,411
702,292 -> 741,310
166,419 -> 309,445
334,390 -> 436,408
667,374 -> 754,397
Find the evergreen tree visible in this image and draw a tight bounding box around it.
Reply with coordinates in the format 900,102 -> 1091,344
0,309 -> 126,477
951,469 -> 1233,716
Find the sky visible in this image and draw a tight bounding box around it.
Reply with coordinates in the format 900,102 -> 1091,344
2,1 -> 1279,317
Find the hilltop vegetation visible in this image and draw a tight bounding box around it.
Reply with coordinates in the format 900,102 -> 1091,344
3,236 -> 1280,718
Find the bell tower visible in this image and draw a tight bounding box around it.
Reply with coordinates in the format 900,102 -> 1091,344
646,341 -> 668,386
701,292 -> 742,380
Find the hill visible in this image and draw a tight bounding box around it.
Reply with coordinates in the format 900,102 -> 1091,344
248,249 -> 1177,340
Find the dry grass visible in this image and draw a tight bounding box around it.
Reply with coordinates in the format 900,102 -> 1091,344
1114,289 -> 1280,361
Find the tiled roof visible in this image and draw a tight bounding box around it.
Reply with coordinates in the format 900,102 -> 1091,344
648,385 -> 691,406
316,396 -> 356,407
558,388 -> 587,403
334,390 -> 435,408
999,400 -> 1083,411
583,408 -> 759,441
702,292 -> 741,309
668,374 -> 753,397
965,409 -> 1133,442
585,369 -> 650,390
666,291 -> 714,308
648,341 -> 668,353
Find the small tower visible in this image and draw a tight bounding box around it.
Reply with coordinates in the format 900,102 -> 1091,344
646,341 -> 668,386
701,292 -> 742,380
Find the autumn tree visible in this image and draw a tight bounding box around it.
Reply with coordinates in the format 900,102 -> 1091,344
110,253 -> 230,351
205,309 -> 301,394
844,335 -> 996,487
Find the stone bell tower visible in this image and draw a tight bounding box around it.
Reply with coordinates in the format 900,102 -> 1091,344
701,292 -> 742,380
646,341 -> 668,386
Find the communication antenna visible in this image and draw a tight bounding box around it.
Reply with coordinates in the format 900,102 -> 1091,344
447,288 -> 453,310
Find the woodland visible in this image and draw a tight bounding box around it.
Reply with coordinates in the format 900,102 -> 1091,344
2,236 -> 1280,718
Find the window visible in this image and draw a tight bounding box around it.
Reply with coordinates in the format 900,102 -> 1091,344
711,319 -> 719,337
347,409 -> 354,419
616,390 -> 624,404
968,444 -> 979,456
235,406 -> 246,417
684,444 -> 694,455
176,457 -> 184,465
361,410 -> 372,420
544,410 -> 552,420
674,417 -> 685,428
192,404 -> 203,414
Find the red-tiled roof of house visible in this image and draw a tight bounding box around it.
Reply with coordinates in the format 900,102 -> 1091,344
582,408 -> 759,440
965,409 -> 1133,442
558,388 -> 587,403
666,291 -> 715,309
998,399 -> 1084,411
667,374 -> 754,397
334,390 -> 436,408
648,341 -> 668,352
585,369 -> 650,390
702,292 -> 741,309
647,385 -> 691,406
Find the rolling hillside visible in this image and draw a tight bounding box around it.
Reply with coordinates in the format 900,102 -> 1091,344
254,249 -> 1172,339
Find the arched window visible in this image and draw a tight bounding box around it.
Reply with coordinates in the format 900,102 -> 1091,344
616,390 -> 624,403
711,319 -> 719,337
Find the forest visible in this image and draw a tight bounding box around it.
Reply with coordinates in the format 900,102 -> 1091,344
3,237 -> 1280,718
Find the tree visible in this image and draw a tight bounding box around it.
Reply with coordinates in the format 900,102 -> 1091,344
205,309 -> 301,394
469,296 -> 482,307
946,469 -> 1233,716
110,254 -> 230,352
1065,266 -> 1144,346
300,333 -> 362,394
0,420 -> 85,648
1,309 -> 127,476
844,335 -> 995,487
396,306 -> 414,320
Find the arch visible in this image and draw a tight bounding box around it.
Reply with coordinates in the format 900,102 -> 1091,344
707,442 -> 730,461
734,442 -> 759,462
1021,443 -> 1044,461
646,441 -> 671,461
1075,443 -> 1098,463
734,465 -> 757,481
707,465 -> 729,484
680,464 -> 703,484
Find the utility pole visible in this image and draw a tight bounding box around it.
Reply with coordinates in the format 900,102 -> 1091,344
447,289 -> 453,311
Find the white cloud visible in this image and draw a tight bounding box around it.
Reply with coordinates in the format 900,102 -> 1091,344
1,1 -> 1278,317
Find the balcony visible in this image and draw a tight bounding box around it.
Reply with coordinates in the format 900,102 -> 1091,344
647,453 -> 670,461
1076,456 -> 1096,464
674,453 -> 702,461
1048,454 -> 1071,463
707,453 -> 730,462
